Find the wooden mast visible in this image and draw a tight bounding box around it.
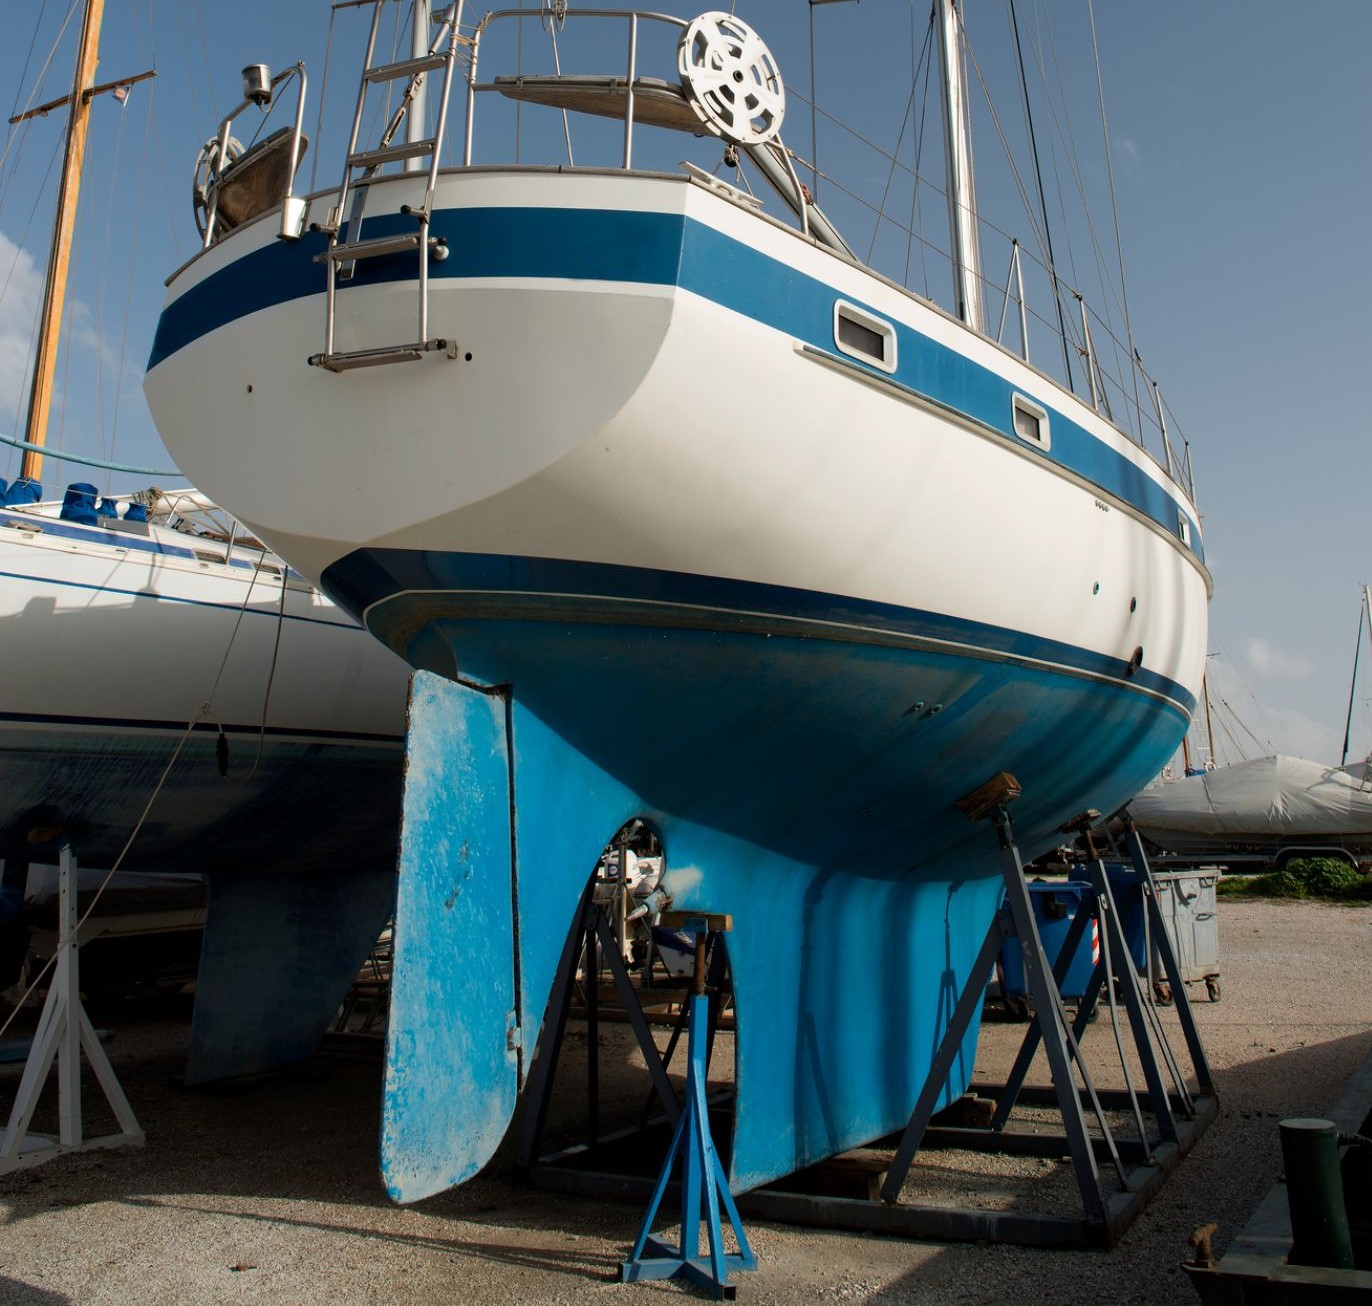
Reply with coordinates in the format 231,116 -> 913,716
19,0 -> 107,486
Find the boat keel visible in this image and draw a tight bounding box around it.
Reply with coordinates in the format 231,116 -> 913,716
382,671 -> 1005,1202
185,867 -> 394,1085
381,671 -> 643,1202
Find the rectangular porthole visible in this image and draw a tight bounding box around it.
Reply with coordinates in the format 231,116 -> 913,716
1011,394 -> 1049,449
1178,513 -> 1191,545
834,301 -> 897,373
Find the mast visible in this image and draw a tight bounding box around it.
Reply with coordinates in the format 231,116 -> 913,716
1341,585 -> 1371,766
19,0 -> 106,485
405,1 -> 431,171
936,0 -> 984,333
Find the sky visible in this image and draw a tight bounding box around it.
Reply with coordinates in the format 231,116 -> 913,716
0,0 -> 1369,768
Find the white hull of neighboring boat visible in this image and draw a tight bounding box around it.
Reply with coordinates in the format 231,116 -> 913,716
0,498 -> 410,874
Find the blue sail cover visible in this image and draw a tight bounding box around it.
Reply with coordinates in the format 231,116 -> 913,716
60,482 -> 99,524
1,477 -> 41,507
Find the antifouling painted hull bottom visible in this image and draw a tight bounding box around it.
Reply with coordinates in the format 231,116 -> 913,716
0,728 -> 402,876
381,606 -> 1186,1201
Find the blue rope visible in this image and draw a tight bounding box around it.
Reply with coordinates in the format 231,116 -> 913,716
0,431 -> 181,478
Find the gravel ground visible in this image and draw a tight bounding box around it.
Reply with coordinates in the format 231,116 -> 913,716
0,898 -> 1368,1305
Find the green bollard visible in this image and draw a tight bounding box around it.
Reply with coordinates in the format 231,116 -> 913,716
1279,1117 -> 1354,1269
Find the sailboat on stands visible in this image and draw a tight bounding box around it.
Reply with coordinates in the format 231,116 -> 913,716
145,3 -> 1210,1195
0,0 -> 412,1082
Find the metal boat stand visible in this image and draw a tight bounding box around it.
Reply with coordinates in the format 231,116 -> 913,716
0,838 -> 144,1173
516,895 -> 732,1184
519,775 -> 1216,1251
752,778 -> 1216,1249
619,914 -> 756,1301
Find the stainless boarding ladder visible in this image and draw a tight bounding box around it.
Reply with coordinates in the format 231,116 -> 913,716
309,1 -> 466,372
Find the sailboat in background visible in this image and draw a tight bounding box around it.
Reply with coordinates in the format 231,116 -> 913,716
1132,586 -> 1372,867
0,0 -> 412,1082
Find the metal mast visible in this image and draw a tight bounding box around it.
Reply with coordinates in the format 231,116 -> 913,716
936,0 -> 984,333
1341,585 -> 1372,767
406,0 -> 431,169
18,0 -> 106,484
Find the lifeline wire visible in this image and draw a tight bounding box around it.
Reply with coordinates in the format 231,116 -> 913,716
216,563 -> 292,788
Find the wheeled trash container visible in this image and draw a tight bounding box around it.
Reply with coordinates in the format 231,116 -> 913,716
1105,863 -> 1221,1002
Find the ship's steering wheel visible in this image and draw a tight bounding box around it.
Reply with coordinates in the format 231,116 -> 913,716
678,12 -> 784,147
192,135 -> 245,238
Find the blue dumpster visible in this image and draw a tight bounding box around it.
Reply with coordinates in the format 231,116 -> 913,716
999,879 -> 1098,1001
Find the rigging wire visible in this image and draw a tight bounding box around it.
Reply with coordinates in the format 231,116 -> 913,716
905,1 -> 936,297
215,568 -> 293,788
1341,591 -> 1371,766
149,106 -> 182,268
191,0 -> 217,114
1029,0 -> 1136,418
94,85 -> 136,475
174,3 -> 206,130
3,142 -> 62,482
106,82 -> 157,482
311,4 -> 340,193
0,0 -> 80,209
958,33 -> 1089,371
1006,0 -> 1072,388
54,219 -> 82,462
866,8 -> 935,267
6,0 -> 57,126
1086,0 -> 1142,434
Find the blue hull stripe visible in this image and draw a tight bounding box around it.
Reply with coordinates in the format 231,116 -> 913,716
323,548 -> 1197,716
149,202 -> 1204,560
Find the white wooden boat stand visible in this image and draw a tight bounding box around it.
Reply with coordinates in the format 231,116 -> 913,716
520,774 -> 1216,1251
0,838 -> 143,1172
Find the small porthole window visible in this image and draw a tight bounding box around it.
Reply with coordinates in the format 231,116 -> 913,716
1177,513 -> 1191,546
834,301 -> 897,373
1011,394 -> 1049,449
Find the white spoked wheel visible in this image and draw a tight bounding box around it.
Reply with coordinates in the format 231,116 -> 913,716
678,12 -> 784,147
192,135 -> 244,238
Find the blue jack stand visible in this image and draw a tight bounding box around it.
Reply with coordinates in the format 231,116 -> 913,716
619,914 -> 756,1300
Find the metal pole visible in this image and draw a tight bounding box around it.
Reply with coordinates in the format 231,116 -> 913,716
56,843 -> 81,1147
1279,1118 -> 1355,1269
406,0 -> 431,170
935,0 -> 984,332
622,14 -> 637,170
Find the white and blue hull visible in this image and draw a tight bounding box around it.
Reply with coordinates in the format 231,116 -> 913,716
145,168 -> 1209,1193
0,502 -> 409,875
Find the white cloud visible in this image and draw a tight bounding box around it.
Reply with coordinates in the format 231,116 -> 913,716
1245,636 -> 1315,681
1113,136 -> 1141,176
1196,655 -> 1342,766
0,230 -> 42,432
1258,707 -> 1341,764
0,229 -> 127,450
